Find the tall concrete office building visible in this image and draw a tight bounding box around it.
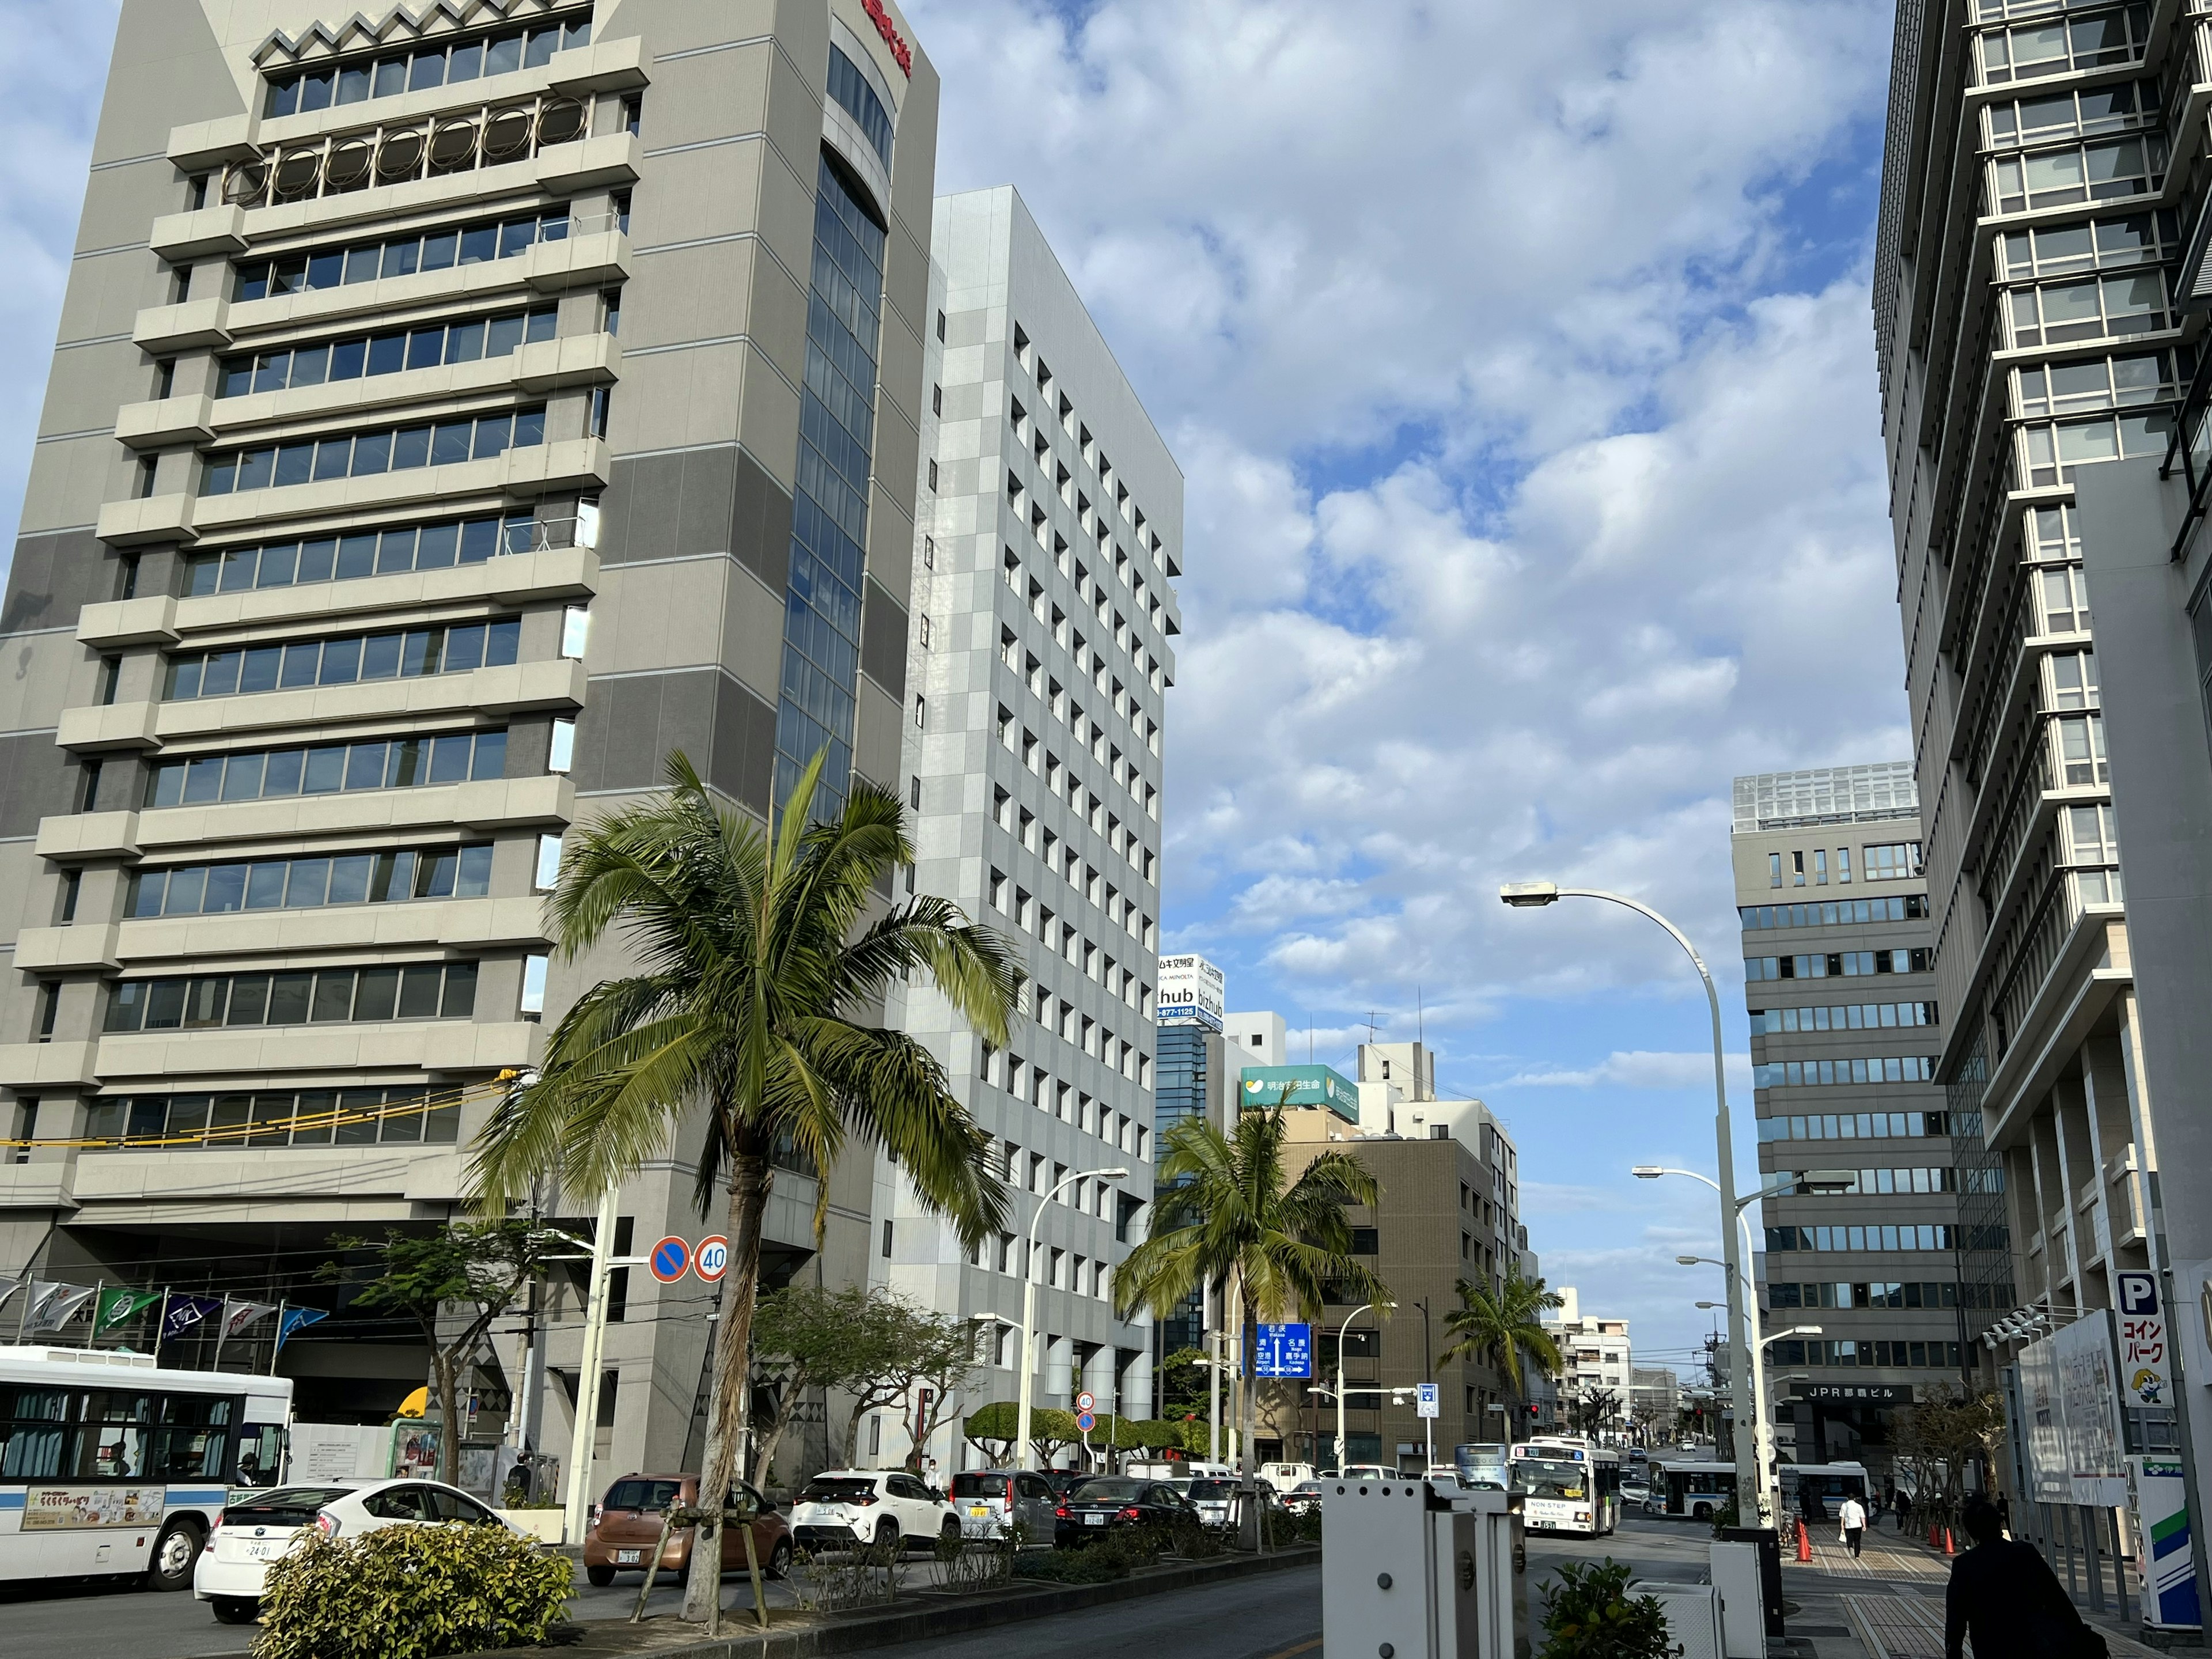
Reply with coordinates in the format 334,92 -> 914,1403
0,0 -> 941,1497
870,187 -> 1181,1471
1875,2 -> 2212,1531
1732,764 -> 1974,1478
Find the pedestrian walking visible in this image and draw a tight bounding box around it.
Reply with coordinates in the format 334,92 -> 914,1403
1895,1487 -> 1911,1531
1839,1494 -> 1868,1558
1945,1497 -> 2105,1659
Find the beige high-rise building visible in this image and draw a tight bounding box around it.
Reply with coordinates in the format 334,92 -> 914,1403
0,0 -> 938,1499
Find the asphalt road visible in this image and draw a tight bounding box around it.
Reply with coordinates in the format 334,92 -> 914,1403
0,1512 -> 1715,1659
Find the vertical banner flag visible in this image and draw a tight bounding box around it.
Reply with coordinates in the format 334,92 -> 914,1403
221,1299 -> 280,1342
0,1276 -> 21,1315
94,1287 -> 164,1335
28,1282 -> 97,1333
275,1306 -> 328,1354
160,1292 -> 222,1344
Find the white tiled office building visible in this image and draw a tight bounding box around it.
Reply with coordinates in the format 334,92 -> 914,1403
871,186 -> 1181,1470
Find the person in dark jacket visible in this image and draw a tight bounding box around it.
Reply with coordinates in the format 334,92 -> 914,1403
1945,1497 -> 2099,1659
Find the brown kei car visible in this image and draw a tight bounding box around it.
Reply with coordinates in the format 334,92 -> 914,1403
583,1473 -> 793,1586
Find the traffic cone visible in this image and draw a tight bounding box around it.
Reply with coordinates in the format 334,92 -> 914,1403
1796,1518 -> 1812,1563
1928,1522 -> 1939,1547
1944,1528 -> 1956,1556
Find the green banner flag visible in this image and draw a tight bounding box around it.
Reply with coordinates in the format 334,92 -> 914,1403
93,1286 -> 162,1335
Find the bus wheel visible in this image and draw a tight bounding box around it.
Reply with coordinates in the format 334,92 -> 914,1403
149,1518 -> 202,1591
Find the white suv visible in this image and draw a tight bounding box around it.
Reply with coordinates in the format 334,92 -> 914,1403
789,1470 -> 959,1555
194,1479 -> 513,1624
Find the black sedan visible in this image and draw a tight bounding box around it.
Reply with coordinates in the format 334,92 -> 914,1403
1052,1477 -> 1196,1546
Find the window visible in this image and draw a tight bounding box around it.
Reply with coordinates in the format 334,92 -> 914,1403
218,309 -> 556,396
1748,1001 -> 1938,1033
1738,895 -> 1927,929
824,43 -> 893,165
127,844 -> 493,918
184,513 -> 538,595
937,310 -> 946,342
1769,852 -> 1783,888
1752,1055 -> 1940,1088
913,694 -> 926,729
105,963 -> 478,1032
520,953 -> 549,1014
163,618 -> 520,700
548,718 -> 575,774
1988,133 -> 2165,218
1813,849 -> 1828,885
1861,843 -> 1923,881
200,408 -> 546,495
145,730 -> 506,809
881,1219 -> 893,1259
931,384 -> 942,415
534,833 -> 564,891
1792,851 -> 1806,887
1756,1110 -> 1952,1143
1836,846 -> 1852,883
1976,6 -> 2150,85
2006,276 -> 2174,351
560,606 -> 590,659
2040,566 -> 2093,633
1999,210 -> 2180,282
261,15 -> 592,115
2055,713 -> 2110,784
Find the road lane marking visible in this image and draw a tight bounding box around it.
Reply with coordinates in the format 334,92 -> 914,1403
1261,1641 -> 1321,1659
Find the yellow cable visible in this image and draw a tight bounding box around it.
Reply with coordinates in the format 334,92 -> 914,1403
1,1069 -> 521,1150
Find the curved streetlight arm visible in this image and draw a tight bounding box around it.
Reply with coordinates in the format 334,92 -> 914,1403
1333,1301 -> 1391,1471
1015,1166 -> 1128,1472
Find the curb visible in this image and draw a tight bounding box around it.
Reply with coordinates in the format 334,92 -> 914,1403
525,1546 -> 1321,1658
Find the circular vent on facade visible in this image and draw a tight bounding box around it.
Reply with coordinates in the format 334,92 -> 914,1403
536,97 -> 586,147
428,118 -> 479,173
220,159 -> 268,206
375,128 -> 425,183
271,147 -> 323,201
482,107 -> 533,163
324,138 -> 372,192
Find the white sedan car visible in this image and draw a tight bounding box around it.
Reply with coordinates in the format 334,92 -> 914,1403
194,1478 -> 514,1624
789,1469 -> 960,1554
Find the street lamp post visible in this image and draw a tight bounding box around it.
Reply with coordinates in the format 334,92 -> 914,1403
1333,1301 -> 1392,1472
1501,881 -> 1766,1524
1016,1166 -> 1128,1472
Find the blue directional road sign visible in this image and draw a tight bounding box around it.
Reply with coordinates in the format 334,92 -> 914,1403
1253,1323 -> 1313,1378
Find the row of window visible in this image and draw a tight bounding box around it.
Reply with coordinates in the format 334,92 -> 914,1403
1010,320 -> 1167,570
1752,1055 -> 1938,1089
986,1051 -> 1152,1156
219,308 -> 557,397
262,16 -> 592,116
85,1087 -> 459,1148
2017,408 -> 2170,490
1745,949 -> 1933,981
184,514 -> 540,596
1749,1001 -> 1938,1035
104,963 -> 480,1032
1985,77 -> 2156,147
825,44 -> 892,167
199,407 -> 547,496
1998,210 -> 2179,281
233,208 -> 572,302
145,729 -> 511,809
968,1232 -> 1113,1301
994,787 -> 1156,901
125,844 -> 494,919
1988,133 -> 2162,219
2006,277 -> 2176,355
1739,894 -> 1929,929
162,618 -> 522,701
1771,1279 -> 1968,1310
1767,842 -> 1922,888
1773,1339 -> 1969,1370
988,867 -> 1158,955
1780,1165 -> 1964,1195
1756,1109 -> 1953,1142
1975,5 -> 2147,85
2017,358 -> 2183,440
1766,1224 -> 1960,1253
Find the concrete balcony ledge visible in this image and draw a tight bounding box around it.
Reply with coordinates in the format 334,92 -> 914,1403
116,394 -> 218,452
78,596 -> 180,649
188,450 -> 524,540
146,656 -> 586,746
112,895 -> 550,965
133,296 -> 233,355
535,133 -> 642,197
97,494 -> 196,548
56,702 -> 161,752
135,774 -> 572,854
94,1018 -> 544,1084
547,33 -> 650,96
170,547 -> 598,639
15,925 -> 122,973
0,1041 -> 100,1090
525,230 -> 630,294
226,237 -> 589,339
149,203 -> 249,263
166,112 -> 257,173
0,1166 -> 75,1208
503,437 -> 609,497
34,811 -> 142,861
200,346 -> 578,440
514,332 -> 618,393
238,137 -> 640,246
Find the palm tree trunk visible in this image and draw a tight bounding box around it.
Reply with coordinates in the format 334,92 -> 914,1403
1240,1279 -> 1261,1552
433,1350 -> 462,1484
681,1146 -> 770,1624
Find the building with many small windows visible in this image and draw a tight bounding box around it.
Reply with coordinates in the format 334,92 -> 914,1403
869,185 -> 1181,1471
0,0 -> 941,1500
1732,764 -> 1977,1477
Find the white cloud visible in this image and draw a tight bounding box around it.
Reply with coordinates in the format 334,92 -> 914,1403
1494,1051 -> 1752,1093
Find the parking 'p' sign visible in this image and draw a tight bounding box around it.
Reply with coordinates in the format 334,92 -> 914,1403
695,1236 -> 730,1283
649,1236 -> 692,1283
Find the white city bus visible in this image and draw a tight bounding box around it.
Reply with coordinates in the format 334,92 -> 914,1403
1654,1460 -> 1737,1520
1508,1437 -> 1622,1536
0,1346 -> 291,1589
1780,1460 -> 1871,1521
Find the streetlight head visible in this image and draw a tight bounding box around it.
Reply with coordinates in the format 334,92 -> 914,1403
1695,1301 -> 1719,1310
1097,1167 -> 1131,1181
1499,881 -> 1562,908
1798,1168 -> 1858,1195
1675,1255 -> 1702,1267
1632,1166 -> 1664,1179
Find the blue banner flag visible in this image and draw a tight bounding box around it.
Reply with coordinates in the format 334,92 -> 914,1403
275,1305 -> 328,1353
160,1293 -> 222,1343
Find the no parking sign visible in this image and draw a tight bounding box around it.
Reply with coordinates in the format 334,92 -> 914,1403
649,1236 -> 692,1283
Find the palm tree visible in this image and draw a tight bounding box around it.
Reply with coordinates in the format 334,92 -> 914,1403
1439,1270 -> 1564,1442
1115,1100 -> 1387,1546
472,749 -> 1022,1624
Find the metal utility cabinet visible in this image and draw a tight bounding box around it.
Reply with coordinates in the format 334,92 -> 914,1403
1321,1478 -> 1527,1659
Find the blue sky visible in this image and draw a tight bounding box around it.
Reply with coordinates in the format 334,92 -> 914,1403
0,1 -> 1903,1375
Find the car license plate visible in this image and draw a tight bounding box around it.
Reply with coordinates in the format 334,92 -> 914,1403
969,1506 -> 990,1517
245,1542 -> 283,1560
1084,1513 -> 1106,1526
615,1550 -> 642,1564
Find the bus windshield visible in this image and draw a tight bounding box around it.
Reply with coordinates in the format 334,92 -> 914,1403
1517,1459 -> 1588,1499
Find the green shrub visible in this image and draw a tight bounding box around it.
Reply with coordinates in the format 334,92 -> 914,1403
1536,1559 -> 1677,1659
255,1524 -> 571,1659
1014,1548 -> 1131,1584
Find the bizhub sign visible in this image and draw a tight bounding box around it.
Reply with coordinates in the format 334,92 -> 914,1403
1158,952 -> 1225,1029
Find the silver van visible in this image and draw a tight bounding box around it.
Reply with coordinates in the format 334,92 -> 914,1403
950,1469 -> 1057,1546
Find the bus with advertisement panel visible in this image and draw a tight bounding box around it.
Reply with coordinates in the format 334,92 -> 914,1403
1508,1436 -> 1622,1536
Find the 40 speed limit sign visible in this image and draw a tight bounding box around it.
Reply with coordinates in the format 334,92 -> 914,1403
695,1236 -> 730,1282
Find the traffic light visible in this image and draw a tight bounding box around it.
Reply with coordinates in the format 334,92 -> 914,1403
1527,1404 -> 1539,1420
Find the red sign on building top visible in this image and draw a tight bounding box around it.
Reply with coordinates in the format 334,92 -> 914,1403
862,0 -> 912,78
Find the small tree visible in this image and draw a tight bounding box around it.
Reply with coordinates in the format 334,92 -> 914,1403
321,1222 -> 562,1485
964,1400 -> 1021,1468
1156,1346 -> 1209,1418
1537,1559 -> 1677,1659
892,1310 -> 984,1474
748,1283 -> 907,1488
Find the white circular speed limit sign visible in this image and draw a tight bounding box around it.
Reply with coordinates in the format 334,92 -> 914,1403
1074,1391 -> 1096,1412
695,1235 -> 730,1282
